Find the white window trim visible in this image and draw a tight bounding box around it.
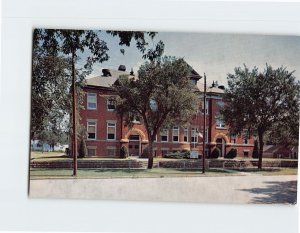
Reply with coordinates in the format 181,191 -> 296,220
184,128 -> 189,142
172,126 -> 179,143
107,122 -> 116,141
107,97 -> 116,112
87,93 -> 97,110
216,118 -> 226,129
161,129 -> 169,143
191,127 -> 198,143
87,120 -> 97,140
205,128 -> 208,143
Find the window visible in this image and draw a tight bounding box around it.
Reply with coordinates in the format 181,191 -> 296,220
172,126 -> 179,142
107,147 -> 116,157
161,149 -> 169,157
243,151 -> 249,157
87,148 -> 96,156
107,122 -> 116,140
216,118 -> 225,128
201,99 -> 209,115
243,131 -> 249,144
161,129 -> 169,142
191,128 -> 198,143
87,93 -> 97,110
184,128 -> 189,142
231,133 -> 237,144
107,98 -> 115,111
87,121 -> 96,140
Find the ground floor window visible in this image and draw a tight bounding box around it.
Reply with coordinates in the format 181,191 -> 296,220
87,147 -> 96,156
243,151 -> 249,157
107,147 -> 116,157
107,122 -> 116,140
161,129 -> 169,142
172,126 -> 179,142
87,121 -> 97,140
184,128 -> 189,142
191,128 -> 198,143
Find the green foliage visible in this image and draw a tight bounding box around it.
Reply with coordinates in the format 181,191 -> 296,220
164,151 -> 190,159
141,146 -> 151,158
252,140 -> 259,158
221,64 -> 300,168
210,147 -> 221,159
78,139 -> 88,158
113,56 -> 199,168
120,146 -> 129,159
225,148 -> 237,159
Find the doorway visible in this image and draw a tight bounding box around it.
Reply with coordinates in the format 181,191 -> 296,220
128,134 -> 140,156
216,138 -> 225,157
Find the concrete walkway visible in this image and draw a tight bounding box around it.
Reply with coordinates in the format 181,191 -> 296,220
29,175 -> 297,204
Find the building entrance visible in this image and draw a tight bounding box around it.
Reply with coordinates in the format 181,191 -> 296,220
216,138 -> 225,157
128,134 -> 140,156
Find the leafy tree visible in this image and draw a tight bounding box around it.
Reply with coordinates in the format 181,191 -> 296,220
32,29 -> 164,175
221,65 -> 300,169
113,56 -> 199,168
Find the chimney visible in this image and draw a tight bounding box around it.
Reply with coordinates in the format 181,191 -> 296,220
102,69 -> 111,77
118,65 -> 126,71
130,68 -> 134,76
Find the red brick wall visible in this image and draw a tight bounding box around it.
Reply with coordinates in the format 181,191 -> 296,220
79,86 -> 254,158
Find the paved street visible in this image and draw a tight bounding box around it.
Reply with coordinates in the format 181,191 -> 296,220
29,175 -> 297,204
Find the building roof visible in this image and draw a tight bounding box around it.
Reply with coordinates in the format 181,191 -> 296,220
86,69 -> 134,88
86,68 -> 224,94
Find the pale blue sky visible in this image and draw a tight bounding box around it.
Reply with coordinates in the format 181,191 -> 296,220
84,31 -> 300,86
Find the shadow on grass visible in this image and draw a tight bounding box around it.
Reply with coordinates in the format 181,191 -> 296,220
239,180 -> 297,204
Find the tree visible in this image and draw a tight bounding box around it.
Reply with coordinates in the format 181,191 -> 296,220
252,140 -> 259,158
221,64 -> 300,169
113,56 -> 199,168
32,29 -> 164,175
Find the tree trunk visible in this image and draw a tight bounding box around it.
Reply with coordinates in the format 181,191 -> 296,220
147,140 -> 154,169
258,131 -> 264,169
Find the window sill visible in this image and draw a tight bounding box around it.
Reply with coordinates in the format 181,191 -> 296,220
216,127 -> 227,130
87,108 -> 97,110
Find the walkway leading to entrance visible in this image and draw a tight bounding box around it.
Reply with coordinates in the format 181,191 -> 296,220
30,175 -> 297,204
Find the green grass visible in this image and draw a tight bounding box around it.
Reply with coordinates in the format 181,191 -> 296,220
30,168 -> 240,180
243,168 -> 298,176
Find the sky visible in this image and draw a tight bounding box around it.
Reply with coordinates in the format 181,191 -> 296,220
83,31 -> 300,86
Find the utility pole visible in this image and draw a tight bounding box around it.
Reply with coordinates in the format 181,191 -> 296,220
202,73 -> 207,174
72,50 -> 78,176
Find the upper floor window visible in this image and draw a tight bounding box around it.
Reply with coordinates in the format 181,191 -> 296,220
87,121 -> 96,140
161,129 -> 169,142
87,93 -> 97,110
172,126 -> 179,142
107,122 -> 116,140
184,128 -> 189,142
107,98 -> 116,111
216,117 -> 225,128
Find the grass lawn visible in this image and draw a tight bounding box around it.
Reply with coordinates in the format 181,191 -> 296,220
30,168 -> 241,179
242,168 -> 298,176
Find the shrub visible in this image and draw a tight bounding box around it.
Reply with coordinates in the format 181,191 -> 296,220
210,147 -> 221,159
78,139 -> 88,158
225,148 -> 237,159
252,140 -> 259,158
164,150 -> 190,159
120,146 -> 129,159
141,146 -> 151,158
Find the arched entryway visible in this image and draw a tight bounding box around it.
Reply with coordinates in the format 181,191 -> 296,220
122,128 -> 149,157
212,133 -> 230,157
